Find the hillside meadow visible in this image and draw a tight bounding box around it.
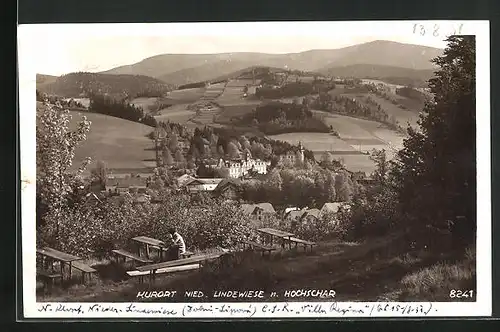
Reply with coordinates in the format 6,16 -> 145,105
269,132 -> 358,153
153,103 -> 195,123
130,97 -> 158,111
164,88 -> 206,104
68,111 -> 156,172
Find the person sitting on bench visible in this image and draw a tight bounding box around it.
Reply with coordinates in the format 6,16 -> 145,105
165,228 -> 186,260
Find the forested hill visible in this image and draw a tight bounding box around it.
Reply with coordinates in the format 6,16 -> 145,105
36,72 -> 174,98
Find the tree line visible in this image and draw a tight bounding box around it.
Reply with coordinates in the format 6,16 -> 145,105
89,94 -> 158,127
310,93 -> 403,132
37,72 -> 173,99
240,101 -> 331,135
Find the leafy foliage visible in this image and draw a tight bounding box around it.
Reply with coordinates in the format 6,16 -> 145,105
36,103 -> 92,244
241,166 -> 353,209
391,36 -> 476,246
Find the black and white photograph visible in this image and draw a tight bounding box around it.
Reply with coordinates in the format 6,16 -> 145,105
18,21 -> 491,318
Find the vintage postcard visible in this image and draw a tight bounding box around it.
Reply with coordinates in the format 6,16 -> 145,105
18,20 -> 491,319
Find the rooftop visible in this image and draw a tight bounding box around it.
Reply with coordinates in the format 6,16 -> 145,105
303,208 -> 321,219
185,178 -> 224,186
240,202 -> 276,215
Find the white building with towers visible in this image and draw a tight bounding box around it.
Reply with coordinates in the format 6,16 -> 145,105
215,151 -> 271,179
280,141 -> 305,165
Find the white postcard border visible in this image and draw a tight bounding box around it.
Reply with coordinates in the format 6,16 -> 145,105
18,20 -> 491,319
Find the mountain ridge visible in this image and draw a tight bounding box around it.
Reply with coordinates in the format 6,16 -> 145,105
101,40 -> 443,85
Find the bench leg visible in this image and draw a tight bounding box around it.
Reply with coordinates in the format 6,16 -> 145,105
60,262 -> 64,282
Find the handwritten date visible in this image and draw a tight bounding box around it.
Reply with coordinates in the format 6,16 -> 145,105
413,23 -> 464,38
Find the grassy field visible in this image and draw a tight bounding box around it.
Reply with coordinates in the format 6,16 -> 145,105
226,79 -> 254,87
215,103 -> 259,124
69,111 -> 156,172
363,93 -> 420,127
164,88 -> 206,104
315,111 -> 405,149
130,97 -> 158,111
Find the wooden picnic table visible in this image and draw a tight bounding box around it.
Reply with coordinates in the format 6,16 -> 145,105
257,228 -> 295,246
36,247 -> 82,280
131,236 -> 166,259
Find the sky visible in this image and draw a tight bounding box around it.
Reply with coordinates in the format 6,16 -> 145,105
18,21 -> 462,76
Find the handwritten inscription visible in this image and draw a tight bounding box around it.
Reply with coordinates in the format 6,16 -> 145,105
36,302 -> 437,318
413,23 -> 464,38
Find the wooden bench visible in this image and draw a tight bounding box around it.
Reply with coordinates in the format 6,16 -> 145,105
111,249 -> 153,266
241,240 -> 276,256
71,261 -> 97,284
37,269 -> 62,289
136,253 -> 226,284
285,237 -> 316,252
127,263 -> 200,283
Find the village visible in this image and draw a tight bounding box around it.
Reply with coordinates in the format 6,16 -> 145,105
85,139 -> 353,235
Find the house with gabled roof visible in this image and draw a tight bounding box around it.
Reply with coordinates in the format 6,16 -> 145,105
301,208 -> 321,224
320,202 -> 351,219
177,174 -> 196,187
105,176 -> 148,193
183,178 -> 224,193
284,209 -> 307,230
240,202 -> 276,221
212,178 -> 243,201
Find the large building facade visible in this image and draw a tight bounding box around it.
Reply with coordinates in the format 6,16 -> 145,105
215,152 -> 271,179
280,141 -> 305,165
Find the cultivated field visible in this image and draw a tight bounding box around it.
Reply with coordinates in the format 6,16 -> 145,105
279,96 -> 305,104
226,79 -> 254,87
69,111 -> 156,172
366,93 -> 420,127
153,104 -> 196,123
328,84 -> 349,96
271,110 -> 407,174
217,87 -> 244,103
191,106 -> 222,126
269,132 -> 357,153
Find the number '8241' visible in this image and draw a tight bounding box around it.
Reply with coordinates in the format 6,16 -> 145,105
449,290 -> 474,299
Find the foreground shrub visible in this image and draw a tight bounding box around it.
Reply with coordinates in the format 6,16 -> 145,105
399,248 -> 476,301
38,192 -> 255,258
293,212 -> 339,241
